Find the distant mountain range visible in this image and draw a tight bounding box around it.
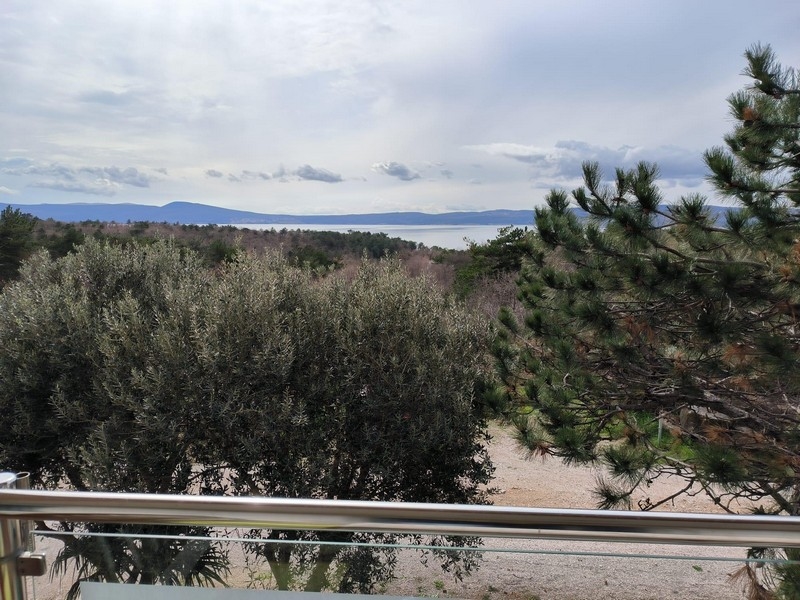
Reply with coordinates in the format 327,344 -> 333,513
6,201 -> 537,226
6,200 -> 734,227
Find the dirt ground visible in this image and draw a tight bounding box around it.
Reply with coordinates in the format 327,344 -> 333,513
27,423 -> 753,600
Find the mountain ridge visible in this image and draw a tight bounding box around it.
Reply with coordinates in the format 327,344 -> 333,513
6,200 -> 734,227
7,201 -> 537,226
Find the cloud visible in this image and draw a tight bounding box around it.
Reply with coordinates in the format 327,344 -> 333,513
79,166 -> 151,187
0,186 -> 17,195
225,170 -> 272,182
1,162 -> 78,181
372,161 -> 421,181
440,169 -> 453,179
0,159 -> 156,197
154,167 -> 169,175
294,164 -> 343,183
2,161 -> 154,187
31,180 -> 118,196
466,140 -> 706,186
242,170 -> 271,181
206,169 -> 224,178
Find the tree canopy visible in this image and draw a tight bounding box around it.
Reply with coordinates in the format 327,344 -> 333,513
0,239 -> 493,594
493,44 -> 800,598
0,205 -> 36,283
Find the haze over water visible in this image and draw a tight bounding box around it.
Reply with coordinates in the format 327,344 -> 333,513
233,224 -> 522,250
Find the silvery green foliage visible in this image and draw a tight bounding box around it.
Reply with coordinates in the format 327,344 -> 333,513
0,239 -> 492,593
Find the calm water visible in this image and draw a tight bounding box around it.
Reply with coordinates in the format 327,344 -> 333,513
230,224 -> 523,250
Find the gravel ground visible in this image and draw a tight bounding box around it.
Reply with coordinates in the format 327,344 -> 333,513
27,423 -> 752,599
383,423 -> 751,600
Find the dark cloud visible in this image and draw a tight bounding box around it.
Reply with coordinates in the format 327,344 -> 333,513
372,161 -> 421,181
154,167 -> 169,175
440,169 -> 454,179
294,164 -> 343,183
30,180 -> 116,196
228,173 -> 241,182
206,169 -> 224,178
554,141 -> 706,182
79,166 -> 151,187
468,141 -> 706,186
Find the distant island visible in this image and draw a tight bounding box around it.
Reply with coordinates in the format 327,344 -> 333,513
6,201 -> 537,227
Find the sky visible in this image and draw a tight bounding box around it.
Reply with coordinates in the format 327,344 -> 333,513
1,1 -> 798,216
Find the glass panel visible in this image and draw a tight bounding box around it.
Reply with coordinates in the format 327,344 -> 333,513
28,529 -> 798,600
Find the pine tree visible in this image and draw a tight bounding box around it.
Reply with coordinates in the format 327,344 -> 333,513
0,205 -> 36,283
494,44 -> 800,598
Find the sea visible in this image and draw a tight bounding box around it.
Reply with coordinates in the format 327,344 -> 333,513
228,224 -> 522,250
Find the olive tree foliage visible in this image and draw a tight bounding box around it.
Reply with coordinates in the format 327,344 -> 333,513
492,45 -> 800,599
0,241 -> 226,597
208,255 -> 492,592
0,238 -> 493,594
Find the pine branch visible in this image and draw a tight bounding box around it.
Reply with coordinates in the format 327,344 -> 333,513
755,480 -> 795,514
641,479 -> 697,511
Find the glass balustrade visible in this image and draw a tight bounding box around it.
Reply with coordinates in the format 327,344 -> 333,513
25,528 -> 791,600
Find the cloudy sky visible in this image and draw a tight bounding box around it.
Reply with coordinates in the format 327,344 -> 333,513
1,1 -> 798,215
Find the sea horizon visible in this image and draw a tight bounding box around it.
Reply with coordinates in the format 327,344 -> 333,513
228,223 -> 525,250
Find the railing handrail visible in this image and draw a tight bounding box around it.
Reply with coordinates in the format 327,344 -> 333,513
1,488 -> 799,548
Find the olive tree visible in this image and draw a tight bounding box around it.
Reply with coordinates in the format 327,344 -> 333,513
0,240 -> 227,597
193,254 -> 493,591
0,239 -> 493,594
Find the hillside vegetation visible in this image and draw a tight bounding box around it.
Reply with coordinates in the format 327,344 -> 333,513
2,210 -> 524,318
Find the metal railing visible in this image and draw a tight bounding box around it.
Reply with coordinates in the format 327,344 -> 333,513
4,487 -> 800,547
3,471 -> 800,599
